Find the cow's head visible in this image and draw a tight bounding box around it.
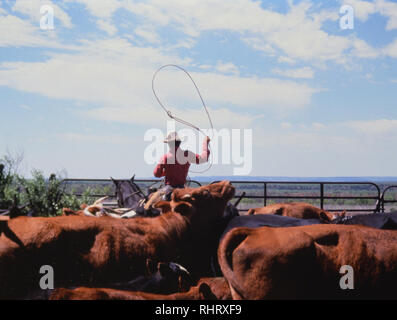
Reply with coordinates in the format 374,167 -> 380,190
170,181 -> 235,227
144,259 -> 192,293
319,210 -> 346,222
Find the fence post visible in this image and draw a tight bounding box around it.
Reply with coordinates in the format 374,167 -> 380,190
264,183 -> 267,207
381,194 -> 385,213
320,183 -> 324,209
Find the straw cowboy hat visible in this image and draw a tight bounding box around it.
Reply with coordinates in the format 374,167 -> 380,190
163,132 -> 183,143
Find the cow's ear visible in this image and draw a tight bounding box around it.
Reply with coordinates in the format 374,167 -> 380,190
80,203 -> 88,210
340,210 -> 346,218
158,262 -> 172,277
146,259 -> 157,276
173,202 -> 194,216
154,201 -> 171,213
198,283 -> 216,300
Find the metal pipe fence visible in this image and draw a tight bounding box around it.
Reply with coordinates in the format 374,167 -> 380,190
61,179 -> 385,213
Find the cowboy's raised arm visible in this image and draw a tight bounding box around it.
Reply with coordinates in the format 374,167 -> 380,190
195,136 -> 210,164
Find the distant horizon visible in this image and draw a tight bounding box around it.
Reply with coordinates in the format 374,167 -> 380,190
132,175 -> 397,182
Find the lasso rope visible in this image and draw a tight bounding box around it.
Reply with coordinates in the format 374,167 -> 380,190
152,64 -> 214,174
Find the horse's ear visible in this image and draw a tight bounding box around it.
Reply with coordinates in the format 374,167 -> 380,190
130,174 -> 136,182
111,177 -> 120,189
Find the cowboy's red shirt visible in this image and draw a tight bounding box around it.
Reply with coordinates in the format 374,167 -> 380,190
153,140 -> 210,186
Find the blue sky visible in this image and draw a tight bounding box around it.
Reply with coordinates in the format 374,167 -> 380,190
1,0 -> 397,178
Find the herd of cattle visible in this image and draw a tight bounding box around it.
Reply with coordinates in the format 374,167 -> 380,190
1,180 -> 397,300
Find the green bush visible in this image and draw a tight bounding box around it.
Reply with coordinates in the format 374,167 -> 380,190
0,153 -> 109,216
0,153 -> 23,208
0,159 -> 92,216
20,171 -> 100,216
19,170 -> 64,216
62,187 -> 97,212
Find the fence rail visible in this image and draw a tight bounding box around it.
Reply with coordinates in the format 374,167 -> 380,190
59,178 -> 395,214
211,180 -> 381,213
380,185 -> 397,213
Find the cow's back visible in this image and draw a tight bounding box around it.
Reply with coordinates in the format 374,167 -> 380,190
219,224 -> 397,299
333,211 -> 397,230
220,214 -> 323,240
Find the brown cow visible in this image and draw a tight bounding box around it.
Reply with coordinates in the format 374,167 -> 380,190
218,224 -> 397,299
50,277 -> 231,300
0,181 -> 235,299
247,202 -> 345,222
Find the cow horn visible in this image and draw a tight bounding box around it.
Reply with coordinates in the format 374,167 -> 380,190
181,194 -> 191,200
174,263 -> 190,275
93,196 -> 109,205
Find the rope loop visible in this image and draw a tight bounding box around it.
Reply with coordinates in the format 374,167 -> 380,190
152,64 -> 214,174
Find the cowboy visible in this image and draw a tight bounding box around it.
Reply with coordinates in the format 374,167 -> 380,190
153,132 -> 210,201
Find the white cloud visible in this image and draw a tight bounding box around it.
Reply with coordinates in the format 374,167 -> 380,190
134,25 -> 160,44
281,122 -> 292,129
215,62 -> 240,75
351,38 -> 380,59
346,119 -> 397,135
19,104 -> 32,110
257,130 -> 354,150
12,0 -> 73,28
80,105 -> 257,129
120,0 -> 370,64
242,37 -> 276,55
376,0 -> 397,31
383,38 -> 397,58
342,0 -> 397,30
97,19 -> 117,35
279,121 -> 325,131
272,67 -> 314,79
0,38 -> 318,124
0,14 -> 66,48
277,56 -> 296,64
60,132 -> 133,144
24,0 -> 391,66
246,117 -> 397,176
312,122 -> 326,130
65,0 -> 122,36
343,0 -> 376,21
67,0 -> 122,18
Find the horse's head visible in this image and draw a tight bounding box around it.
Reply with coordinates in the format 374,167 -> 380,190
111,176 -> 146,210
